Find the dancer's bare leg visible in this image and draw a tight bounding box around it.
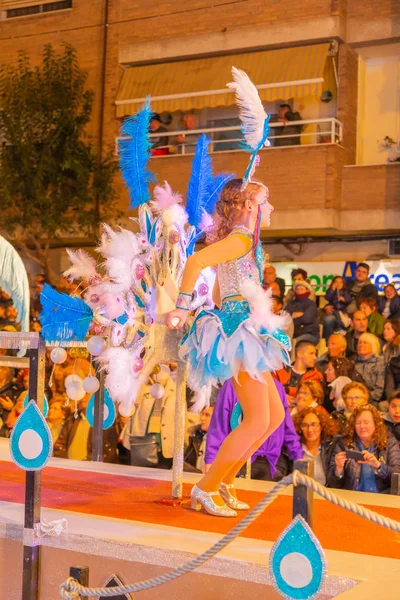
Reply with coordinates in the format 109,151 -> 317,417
221,372 -> 284,487
196,372 -> 284,504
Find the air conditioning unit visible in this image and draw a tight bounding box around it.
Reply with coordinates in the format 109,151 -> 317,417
388,239 -> 400,257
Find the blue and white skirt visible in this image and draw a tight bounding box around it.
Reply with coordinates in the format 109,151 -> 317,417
179,297 -> 291,391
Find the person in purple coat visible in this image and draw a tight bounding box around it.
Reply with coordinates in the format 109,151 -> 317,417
204,379 -> 303,481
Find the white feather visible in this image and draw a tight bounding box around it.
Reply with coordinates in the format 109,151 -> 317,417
190,384 -> 212,413
241,279 -> 291,332
151,181 -> 183,213
100,347 -> 139,405
98,225 -> 140,260
227,66 -> 268,150
63,249 -> 98,282
161,203 -> 188,228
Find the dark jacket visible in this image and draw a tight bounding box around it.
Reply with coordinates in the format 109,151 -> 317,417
354,355 -> 385,404
345,330 -> 361,360
346,279 -> 378,314
184,425 -> 207,471
273,111 -> 303,146
327,435 -> 400,493
276,277 -> 286,299
383,415 -> 400,443
325,286 -> 352,312
377,295 -> 400,319
385,355 -> 400,399
54,412 -> 118,463
285,296 -> 320,340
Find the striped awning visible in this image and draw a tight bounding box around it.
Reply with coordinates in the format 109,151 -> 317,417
0,0 -> 56,7
116,43 -> 330,117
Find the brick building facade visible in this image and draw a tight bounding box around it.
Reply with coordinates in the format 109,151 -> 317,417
0,0 -> 399,262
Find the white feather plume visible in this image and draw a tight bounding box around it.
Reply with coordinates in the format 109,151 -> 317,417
97,224 -> 140,260
241,279 -> 291,332
161,203 -> 188,228
100,347 -> 139,405
63,249 -> 98,282
190,384 -> 212,413
151,181 -> 183,213
227,66 -> 269,150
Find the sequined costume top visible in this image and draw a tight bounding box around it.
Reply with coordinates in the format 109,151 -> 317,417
217,226 -> 262,301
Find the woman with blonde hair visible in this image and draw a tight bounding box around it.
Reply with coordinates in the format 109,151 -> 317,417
167,178 -> 291,516
354,333 -> 385,407
328,404 -> 400,493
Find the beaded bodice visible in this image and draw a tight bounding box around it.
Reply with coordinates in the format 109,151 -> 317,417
217,226 -> 263,301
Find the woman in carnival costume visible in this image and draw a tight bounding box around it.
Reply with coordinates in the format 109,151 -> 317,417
166,69 -> 291,517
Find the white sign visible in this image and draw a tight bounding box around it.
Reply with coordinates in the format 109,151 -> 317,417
275,260 -> 400,294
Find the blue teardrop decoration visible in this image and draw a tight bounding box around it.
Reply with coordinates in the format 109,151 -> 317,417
269,515 -> 326,600
23,392 -> 49,418
10,401 -> 53,471
86,388 -> 116,430
230,401 -> 243,430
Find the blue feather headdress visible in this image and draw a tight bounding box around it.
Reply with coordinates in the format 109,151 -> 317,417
40,284 -> 93,343
227,67 -> 271,188
185,134 -> 234,254
119,99 -> 156,208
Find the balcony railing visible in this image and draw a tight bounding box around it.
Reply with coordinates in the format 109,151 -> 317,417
116,118 -> 343,157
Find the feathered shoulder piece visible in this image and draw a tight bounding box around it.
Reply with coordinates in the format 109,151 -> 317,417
40,284 -> 93,343
227,66 -> 270,187
119,99 -> 156,208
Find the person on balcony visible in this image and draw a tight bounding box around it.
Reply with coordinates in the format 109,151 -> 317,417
272,104 -> 303,147
149,113 -> 169,156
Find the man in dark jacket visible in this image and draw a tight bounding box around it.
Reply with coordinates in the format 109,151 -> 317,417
345,310 -> 368,359
346,263 -> 378,315
273,104 -> 303,147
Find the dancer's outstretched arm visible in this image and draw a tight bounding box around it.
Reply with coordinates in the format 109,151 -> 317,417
166,233 -> 251,329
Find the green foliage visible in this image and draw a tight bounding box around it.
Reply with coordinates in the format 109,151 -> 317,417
0,43 -> 121,276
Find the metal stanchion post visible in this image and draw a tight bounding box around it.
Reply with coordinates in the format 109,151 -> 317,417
391,473 -> 400,496
172,360 -> 188,499
22,335 -> 46,600
92,370 -> 105,462
70,565 -> 89,599
292,459 -> 314,528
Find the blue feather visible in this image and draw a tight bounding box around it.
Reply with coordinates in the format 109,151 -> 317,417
186,134 -> 213,230
0,236 -> 30,332
119,100 -> 156,208
40,284 -> 93,343
206,173 -> 235,214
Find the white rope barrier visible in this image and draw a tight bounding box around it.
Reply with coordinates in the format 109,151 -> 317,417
59,471 -> 400,598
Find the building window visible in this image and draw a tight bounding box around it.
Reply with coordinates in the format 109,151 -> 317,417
5,0 -> 72,18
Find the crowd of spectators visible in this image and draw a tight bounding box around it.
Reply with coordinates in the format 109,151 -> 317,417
1,260 -> 400,497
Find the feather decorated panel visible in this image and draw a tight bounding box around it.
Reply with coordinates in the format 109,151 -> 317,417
119,100 -> 156,208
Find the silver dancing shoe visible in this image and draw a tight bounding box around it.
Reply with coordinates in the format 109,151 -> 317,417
219,482 -> 250,510
190,485 -> 237,517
